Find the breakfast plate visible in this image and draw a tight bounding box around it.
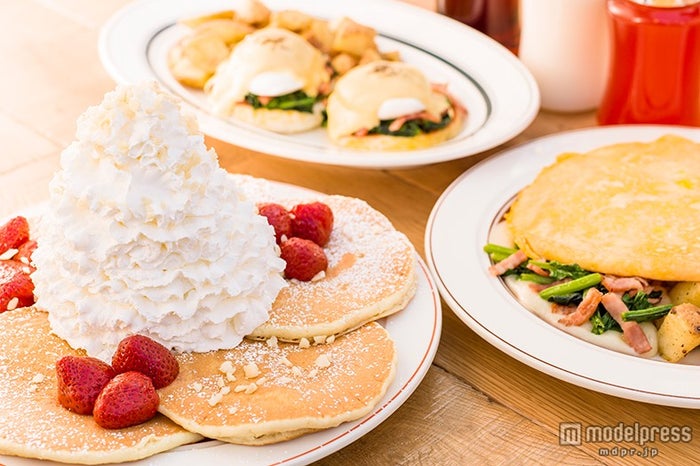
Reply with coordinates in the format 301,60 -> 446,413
0,180 -> 442,465
98,0 -> 539,169
425,125 -> 700,408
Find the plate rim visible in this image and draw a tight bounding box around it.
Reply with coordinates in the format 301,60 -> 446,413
97,0 -> 540,169
425,124 -> 700,408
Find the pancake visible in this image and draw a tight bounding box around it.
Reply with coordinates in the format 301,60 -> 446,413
507,135 -> 700,281
0,307 -> 202,465
157,321 -> 396,445
230,175 -> 417,342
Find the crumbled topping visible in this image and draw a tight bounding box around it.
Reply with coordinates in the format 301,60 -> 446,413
310,270 -> 326,281
315,354 -> 332,368
266,336 -> 278,348
216,375 -> 226,388
192,382 -> 203,393
243,363 -> 260,378
308,369 -> 318,378
313,335 -> 326,345
219,361 -> 235,374
291,366 -> 303,377
30,373 -> 45,384
244,383 -> 258,394
326,335 -> 336,344
256,376 -> 267,385
299,338 -> 310,349
7,298 -> 19,311
207,392 -> 223,407
280,356 -> 293,367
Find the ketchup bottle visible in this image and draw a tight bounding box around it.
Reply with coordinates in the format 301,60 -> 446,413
597,0 -> 700,125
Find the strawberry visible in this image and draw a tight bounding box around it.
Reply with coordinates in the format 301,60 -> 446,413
0,216 -> 30,256
280,237 -> 328,281
111,335 -> 179,389
55,356 -> 116,415
257,203 -> 292,244
93,371 -> 159,429
290,202 -> 334,247
0,260 -> 35,312
13,239 -> 37,265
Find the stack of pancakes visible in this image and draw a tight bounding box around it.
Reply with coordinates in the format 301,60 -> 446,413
0,176 -> 417,463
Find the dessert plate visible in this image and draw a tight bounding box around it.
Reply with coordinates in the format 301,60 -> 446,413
1,180 -> 442,466
98,0 -> 539,169
425,125 -> 700,408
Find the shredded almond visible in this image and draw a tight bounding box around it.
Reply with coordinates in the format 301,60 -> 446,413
243,363 -> 260,378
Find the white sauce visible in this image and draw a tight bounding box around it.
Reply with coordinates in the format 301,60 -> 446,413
248,71 -> 303,97
376,97 -> 425,120
489,221 -> 658,358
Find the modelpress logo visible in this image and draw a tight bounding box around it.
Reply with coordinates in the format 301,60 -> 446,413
559,422 -> 692,458
559,422 -> 583,446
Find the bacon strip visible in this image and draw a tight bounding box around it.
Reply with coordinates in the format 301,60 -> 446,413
526,262 -> 550,277
488,250 -> 528,276
602,275 -> 648,293
559,288 -> 604,326
387,111 -> 442,132
600,292 -> 652,354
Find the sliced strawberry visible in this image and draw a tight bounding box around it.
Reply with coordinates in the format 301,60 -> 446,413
13,239 -> 37,265
55,356 -> 116,415
0,260 -> 35,312
280,237 -> 328,281
0,216 -> 30,256
112,335 -> 179,389
93,371 -> 159,429
290,202 -> 334,247
257,202 -> 292,244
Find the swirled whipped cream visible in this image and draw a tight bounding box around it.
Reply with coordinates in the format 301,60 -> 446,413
31,82 -> 286,361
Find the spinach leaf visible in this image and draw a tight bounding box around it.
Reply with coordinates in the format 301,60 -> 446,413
244,91 -> 318,113
367,112 -> 452,137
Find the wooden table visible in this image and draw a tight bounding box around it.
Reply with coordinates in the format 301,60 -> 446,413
1,1 -> 698,465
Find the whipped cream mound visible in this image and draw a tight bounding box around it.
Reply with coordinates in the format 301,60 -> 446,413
31,82 -> 286,361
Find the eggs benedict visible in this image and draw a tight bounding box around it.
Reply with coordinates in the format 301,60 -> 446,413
325,60 -> 465,150
205,27 -> 331,133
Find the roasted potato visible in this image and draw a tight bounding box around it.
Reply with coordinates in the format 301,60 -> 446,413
302,19 -> 333,53
657,303 -> 700,362
330,17 -> 376,56
270,9 -> 314,32
168,33 -> 230,89
192,19 -> 255,45
179,10 -> 236,29
358,47 -> 382,65
669,281 -> 700,307
381,50 -> 401,61
330,53 -> 358,75
236,0 -> 271,26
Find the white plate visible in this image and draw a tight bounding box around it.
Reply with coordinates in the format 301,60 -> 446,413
425,125 -> 700,408
98,0 -> 539,169
1,181 -> 441,465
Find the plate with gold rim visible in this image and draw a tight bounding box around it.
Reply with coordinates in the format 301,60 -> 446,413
98,0 -> 538,169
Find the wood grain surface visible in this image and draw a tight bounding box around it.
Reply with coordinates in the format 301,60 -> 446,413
1,1 -> 697,465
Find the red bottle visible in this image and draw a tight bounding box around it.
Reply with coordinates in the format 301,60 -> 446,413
437,0 -> 520,54
597,0 -> 700,125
